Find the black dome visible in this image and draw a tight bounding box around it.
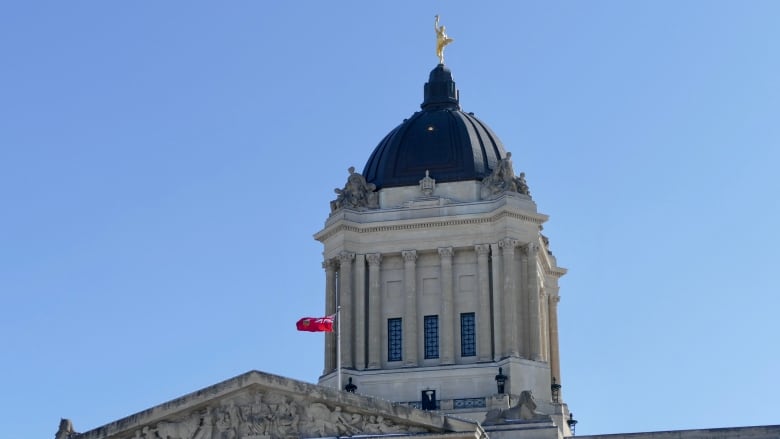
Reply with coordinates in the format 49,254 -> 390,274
362,65 -> 507,189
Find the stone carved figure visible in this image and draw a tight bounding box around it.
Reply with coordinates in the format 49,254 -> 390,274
331,166 -> 379,212
515,172 -> 530,196
480,152 -> 532,200
55,419 -> 75,439
517,390 -> 543,420
214,401 -> 239,439
541,233 -> 552,255
191,409 -> 214,439
264,393 -> 300,438
153,417 -> 201,439
304,403 -> 332,437
483,390 -> 547,424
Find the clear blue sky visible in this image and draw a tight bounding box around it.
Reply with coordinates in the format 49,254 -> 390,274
2,2 -> 779,438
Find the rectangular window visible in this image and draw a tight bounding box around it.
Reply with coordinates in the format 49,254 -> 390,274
461,312 -> 476,357
388,318 -> 402,362
424,315 -> 439,359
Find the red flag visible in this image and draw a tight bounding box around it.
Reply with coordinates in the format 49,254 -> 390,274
296,315 -> 335,332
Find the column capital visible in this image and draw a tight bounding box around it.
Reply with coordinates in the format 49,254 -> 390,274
523,242 -> 540,255
551,295 -> 561,304
323,258 -> 338,270
475,244 -> 491,255
499,238 -> 518,253
402,250 -> 418,263
438,247 -> 454,258
338,251 -> 356,263
366,253 -> 382,266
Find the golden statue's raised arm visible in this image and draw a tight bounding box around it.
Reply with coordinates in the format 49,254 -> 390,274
434,14 -> 454,65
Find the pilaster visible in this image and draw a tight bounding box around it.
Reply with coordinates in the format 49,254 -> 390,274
490,243 -> 503,360
475,244 -> 492,362
549,293 -> 562,391
525,243 -> 542,361
366,253 -> 382,369
354,253 -> 366,369
402,250 -> 418,366
338,251 -> 355,369
499,238 -> 519,357
438,247 -> 454,364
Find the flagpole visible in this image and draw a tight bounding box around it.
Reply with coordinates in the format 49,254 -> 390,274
336,305 -> 342,391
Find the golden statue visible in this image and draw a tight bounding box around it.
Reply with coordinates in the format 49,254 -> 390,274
434,15 -> 454,64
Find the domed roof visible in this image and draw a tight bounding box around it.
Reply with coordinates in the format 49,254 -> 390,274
362,64 -> 507,189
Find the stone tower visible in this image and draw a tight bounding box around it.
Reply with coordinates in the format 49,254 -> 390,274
315,63 -> 571,435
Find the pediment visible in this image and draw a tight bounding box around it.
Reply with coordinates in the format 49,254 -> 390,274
68,370 -> 480,439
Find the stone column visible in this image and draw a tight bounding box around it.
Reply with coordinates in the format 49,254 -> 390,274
354,254 -> 366,370
366,253 -> 382,369
338,251 -> 355,369
438,247 -> 454,364
402,250 -> 418,366
518,246 -> 529,358
475,244 -> 492,361
499,238 -> 519,357
323,258 -> 338,373
525,243 -> 542,361
540,290 -> 550,362
549,294 -> 562,388
490,243 -> 503,360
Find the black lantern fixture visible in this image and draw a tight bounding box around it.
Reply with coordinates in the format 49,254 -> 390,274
344,377 -> 357,393
494,367 -> 508,394
567,413 -> 578,435
551,376 -> 561,403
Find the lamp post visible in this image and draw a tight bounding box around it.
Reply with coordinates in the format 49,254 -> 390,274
567,413 -> 578,436
495,367 -> 508,394
344,377 -> 357,393
551,376 -> 561,403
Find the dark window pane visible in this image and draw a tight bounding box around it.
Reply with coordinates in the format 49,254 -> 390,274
424,315 -> 439,359
388,318 -> 402,362
461,313 -> 476,357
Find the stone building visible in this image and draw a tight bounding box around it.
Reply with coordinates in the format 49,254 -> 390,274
54,31 -> 779,439
316,62 -> 570,436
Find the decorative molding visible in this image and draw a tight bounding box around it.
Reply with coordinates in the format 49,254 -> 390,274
437,247 -> 454,258
453,397 -> 487,409
474,244 -> 490,256
401,250 -> 418,263
315,209 -> 547,243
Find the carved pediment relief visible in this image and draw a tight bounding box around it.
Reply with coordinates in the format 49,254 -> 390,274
69,371 -> 456,439
117,389 -> 430,439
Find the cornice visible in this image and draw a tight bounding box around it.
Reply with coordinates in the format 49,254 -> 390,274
314,209 -> 548,243
543,266 -> 568,277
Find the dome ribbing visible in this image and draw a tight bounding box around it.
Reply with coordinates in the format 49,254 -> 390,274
362,65 -> 507,189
